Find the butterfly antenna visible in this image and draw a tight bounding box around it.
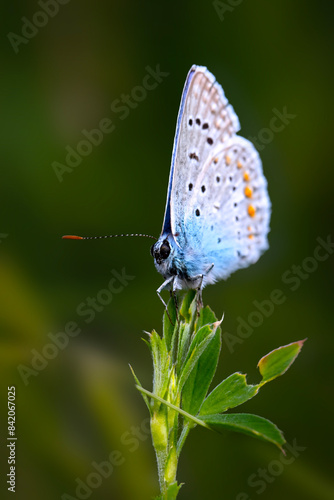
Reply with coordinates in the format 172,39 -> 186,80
62,233 -> 157,241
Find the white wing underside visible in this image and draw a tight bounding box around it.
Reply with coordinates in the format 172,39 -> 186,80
167,66 -> 271,283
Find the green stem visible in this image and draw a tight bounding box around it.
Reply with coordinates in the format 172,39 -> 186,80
140,386 -> 207,499
134,292 -> 223,499
156,449 -> 167,494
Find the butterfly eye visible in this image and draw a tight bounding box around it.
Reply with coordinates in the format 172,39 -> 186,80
160,241 -> 171,260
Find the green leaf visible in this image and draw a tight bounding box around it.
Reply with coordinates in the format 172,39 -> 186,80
179,290 -> 196,322
195,304 -> 218,331
176,323 -> 192,371
151,330 -> 169,400
163,298 -> 177,351
129,365 -> 152,415
141,336 -> 152,351
166,482 -> 182,500
182,323 -> 221,416
258,339 -> 306,385
199,413 -> 285,450
199,372 -> 258,416
176,293 -> 197,369
182,319 -> 219,369
178,323 -> 220,391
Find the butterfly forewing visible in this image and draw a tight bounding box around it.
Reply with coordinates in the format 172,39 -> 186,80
166,65 -> 271,283
166,66 -> 240,247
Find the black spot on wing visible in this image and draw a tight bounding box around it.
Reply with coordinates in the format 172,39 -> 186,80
189,152 -> 199,161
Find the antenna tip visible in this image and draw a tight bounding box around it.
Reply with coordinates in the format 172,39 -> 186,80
62,235 -> 84,240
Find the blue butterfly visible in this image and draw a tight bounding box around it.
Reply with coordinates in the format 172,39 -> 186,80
150,65 -> 271,302
63,65 -> 271,305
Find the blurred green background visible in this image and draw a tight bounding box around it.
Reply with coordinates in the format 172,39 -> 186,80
1,1 -> 334,499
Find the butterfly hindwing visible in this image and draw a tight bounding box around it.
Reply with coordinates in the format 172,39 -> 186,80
183,135 -> 270,282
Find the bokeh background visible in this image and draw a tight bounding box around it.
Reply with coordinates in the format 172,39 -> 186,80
1,1 -> 334,499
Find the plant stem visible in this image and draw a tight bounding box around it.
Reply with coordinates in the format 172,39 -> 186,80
156,449 -> 167,493
135,292 -> 220,498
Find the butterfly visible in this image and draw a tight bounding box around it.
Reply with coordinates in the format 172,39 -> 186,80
150,65 -> 271,302
63,65 -> 271,306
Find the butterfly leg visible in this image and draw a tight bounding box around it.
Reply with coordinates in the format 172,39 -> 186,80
157,276 -> 175,323
169,289 -> 180,324
192,263 -> 215,311
157,276 -> 174,308
187,275 -> 204,312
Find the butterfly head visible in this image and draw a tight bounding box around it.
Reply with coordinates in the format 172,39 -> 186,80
151,234 -> 177,279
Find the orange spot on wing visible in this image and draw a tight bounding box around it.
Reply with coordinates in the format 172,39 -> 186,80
225,155 -> 231,166
243,171 -> 250,181
213,157 -> 218,164
248,205 -> 256,217
245,186 -> 253,198
237,161 -> 243,169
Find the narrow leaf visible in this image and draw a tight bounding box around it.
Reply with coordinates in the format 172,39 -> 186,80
258,339 -> 306,385
177,323 -> 192,371
129,365 -> 152,415
182,324 -> 221,416
150,330 -> 162,394
199,413 -> 285,449
141,336 -> 152,351
182,319 -> 221,373
176,293 -> 197,369
178,324 -> 220,391
166,482 -> 182,500
163,298 -> 177,351
199,372 -> 258,416
179,290 -> 196,322
151,330 -> 169,398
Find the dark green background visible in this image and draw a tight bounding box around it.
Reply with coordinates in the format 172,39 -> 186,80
1,1 -> 333,499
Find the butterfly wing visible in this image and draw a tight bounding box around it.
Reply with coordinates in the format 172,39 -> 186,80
161,65 -> 240,245
162,65 -> 270,284
183,135 -> 271,282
